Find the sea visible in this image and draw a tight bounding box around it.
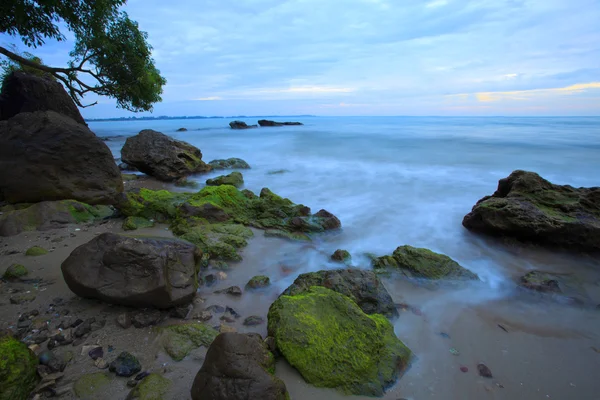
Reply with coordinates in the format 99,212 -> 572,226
90,116 -> 600,400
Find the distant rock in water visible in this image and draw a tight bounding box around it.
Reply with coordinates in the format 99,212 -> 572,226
0,111 -> 123,205
121,129 -> 211,181
462,170 -> 600,252
208,158 -> 251,170
258,120 -> 303,127
0,71 -> 86,124
229,121 -> 257,129
61,233 -> 200,308
176,127 -> 188,132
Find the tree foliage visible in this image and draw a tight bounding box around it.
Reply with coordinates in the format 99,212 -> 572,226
0,0 -> 166,112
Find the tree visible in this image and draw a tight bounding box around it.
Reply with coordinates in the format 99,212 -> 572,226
0,0 -> 166,112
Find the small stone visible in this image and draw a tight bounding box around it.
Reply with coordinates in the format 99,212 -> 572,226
225,306 -> 240,318
243,316 -> 265,326
245,275 -> 270,289
215,286 -> 242,296
17,319 -> 32,329
10,292 -> 36,304
89,346 -> 104,360
28,344 -> 41,354
135,371 -> 151,381
109,352 -> 141,377
127,378 -> 138,387
196,311 -> 213,322
204,274 -> 218,287
71,319 -> 84,328
331,249 -> 352,264
25,246 -> 48,256
477,363 -> 493,378
205,305 -> 225,313
169,305 -> 193,319
2,264 -> 28,280
39,351 -> 66,373
95,358 -> 108,369
219,323 -> 237,333
460,366 -> 469,373
220,312 -> 236,323
116,313 -> 132,329
132,309 -> 162,328
74,320 -> 92,338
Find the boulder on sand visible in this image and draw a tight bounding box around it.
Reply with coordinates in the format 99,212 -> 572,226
281,269 -> 398,317
258,120 -> 303,127
121,129 -> 211,181
463,170 -> 600,252
191,333 -> 289,400
0,71 -> 86,124
0,111 -> 123,205
61,233 -> 200,308
229,121 -> 257,130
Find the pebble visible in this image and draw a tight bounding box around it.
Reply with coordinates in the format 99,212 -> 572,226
460,366 -> 469,373
116,313 -> 132,329
109,352 -> 141,377
478,363 -> 493,378
88,346 -> 104,360
243,316 -> 265,326
169,305 -> 193,320
131,309 -> 162,328
215,286 -> 242,296
220,312 -> 236,323
95,358 -> 108,369
219,323 -> 237,333
205,305 -> 225,313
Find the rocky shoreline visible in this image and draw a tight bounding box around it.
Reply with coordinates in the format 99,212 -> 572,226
1,72 -> 600,400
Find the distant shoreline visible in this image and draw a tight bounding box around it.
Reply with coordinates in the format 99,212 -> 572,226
86,115 -> 316,122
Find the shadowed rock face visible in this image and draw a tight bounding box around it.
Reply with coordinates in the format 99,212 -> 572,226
258,119 -> 303,127
229,121 -> 257,129
61,233 -> 200,308
121,129 -> 211,181
463,170 -> 600,252
0,71 -> 86,124
0,111 -> 123,205
191,333 -> 289,400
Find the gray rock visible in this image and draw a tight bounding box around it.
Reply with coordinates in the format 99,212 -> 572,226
208,158 -> 251,170
229,121 -> 258,129
109,352 -> 141,377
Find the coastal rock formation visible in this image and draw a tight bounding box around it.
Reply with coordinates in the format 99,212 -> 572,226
0,200 -> 114,237
0,71 -> 85,124
463,170 -> 600,252
0,111 -> 123,205
191,333 -> 289,400
0,335 -> 39,400
281,269 -> 398,317
258,120 -> 303,127
267,286 -> 411,396
208,158 -> 251,170
61,233 -> 200,308
372,245 -> 479,280
331,249 -> 352,264
121,129 -> 211,181
160,323 -> 218,361
206,172 -> 244,188
229,121 -> 257,129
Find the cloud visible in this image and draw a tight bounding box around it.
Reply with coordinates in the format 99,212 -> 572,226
193,96 -> 222,101
472,82 -> 600,102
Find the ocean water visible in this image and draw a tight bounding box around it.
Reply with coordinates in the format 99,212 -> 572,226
91,116 -> 600,292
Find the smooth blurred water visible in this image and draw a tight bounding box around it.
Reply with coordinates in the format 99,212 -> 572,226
90,116 -> 600,290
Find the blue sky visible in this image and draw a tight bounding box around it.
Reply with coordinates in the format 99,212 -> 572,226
2,0 -> 600,117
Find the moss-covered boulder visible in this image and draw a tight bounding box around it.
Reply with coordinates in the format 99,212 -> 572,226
161,323 -> 219,361
208,158 -> 251,170
126,374 -> 171,400
463,170 -> 600,252
122,216 -> 154,231
0,200 -> 114,237
25,246 -> 48,256
268,286 -> 411,396
206,172 -> 244,188
372,245 -> 479,280
2,264 -> 28,280
246,275 -> 270,289
0,336 -> 39,400
73,372 -> 112,399
281,269 -> 398,317
331,249 -> 351,264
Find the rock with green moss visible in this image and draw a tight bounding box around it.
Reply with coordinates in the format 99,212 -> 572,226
25,246 -> 48,256
463,170 -> 600,251
9,293 -> 36,304
161,323 -> 219,361
178,223 -> 253,261
126,374 -> 171,400
206,172 -> 244,188
282,269 -> 398,317
121,129 -> 212,181
191,333 -> 289,400
331,249 -> 351,264
208,158 -> 251,170
0,336 -> 39,400
0,200 -> 114,237
2,264 -> 28,280
372,245 -> 479,280
122,173 -> 139,182
122,216 -> 154,231
73,372 -> 112,399
268,286 -> 411,396
246,275 -> 271,289
174,178 -> 199,188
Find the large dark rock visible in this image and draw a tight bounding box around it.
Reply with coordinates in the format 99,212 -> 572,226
229,121 -> 257,130
282,269 -> 398,318
191,333 -> 289,400
0,111 -> 123,205
0,71 -> 85,124
121,130 -> 211,181
258,120 -> 303,127
463,170 -> 600,251
61,233 -> 200,308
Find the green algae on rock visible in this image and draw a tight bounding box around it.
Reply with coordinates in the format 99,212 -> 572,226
463,170 -> 600,252
122,216 -> 154,231
372,245 -> 479,280
246,275 -> 271,289
25,246 -> 48,256
206,172 -> 244,188
331,249 -> 352,264
126,374 -> 171,400
73,372 -> 112,399
161,323 -> 219,361
268,286 -> 411,396
0,336 -> 39,400
208,158 -> 251,170
2,264 -> 28,280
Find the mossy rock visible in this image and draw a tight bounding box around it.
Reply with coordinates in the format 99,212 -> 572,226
331,249 -> 351,264
208,158 -> 251,170
372,245 -> 479,280
122,216 -> 155,231
268,286 -> 411,396
161,323 -> 219,361
73,372 -> 112,399
25,246 -> 48,256
0,336 -> 39,400
206,173 -> 244,189
122,173 -> 139,182
264,229 -> 311,241
126,374 -> 171,400
178,223 -> 252,261
246,275 -> 271,289
2,264 -> 28,280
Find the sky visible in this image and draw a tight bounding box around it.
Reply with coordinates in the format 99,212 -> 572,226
1,0 -> 600,117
